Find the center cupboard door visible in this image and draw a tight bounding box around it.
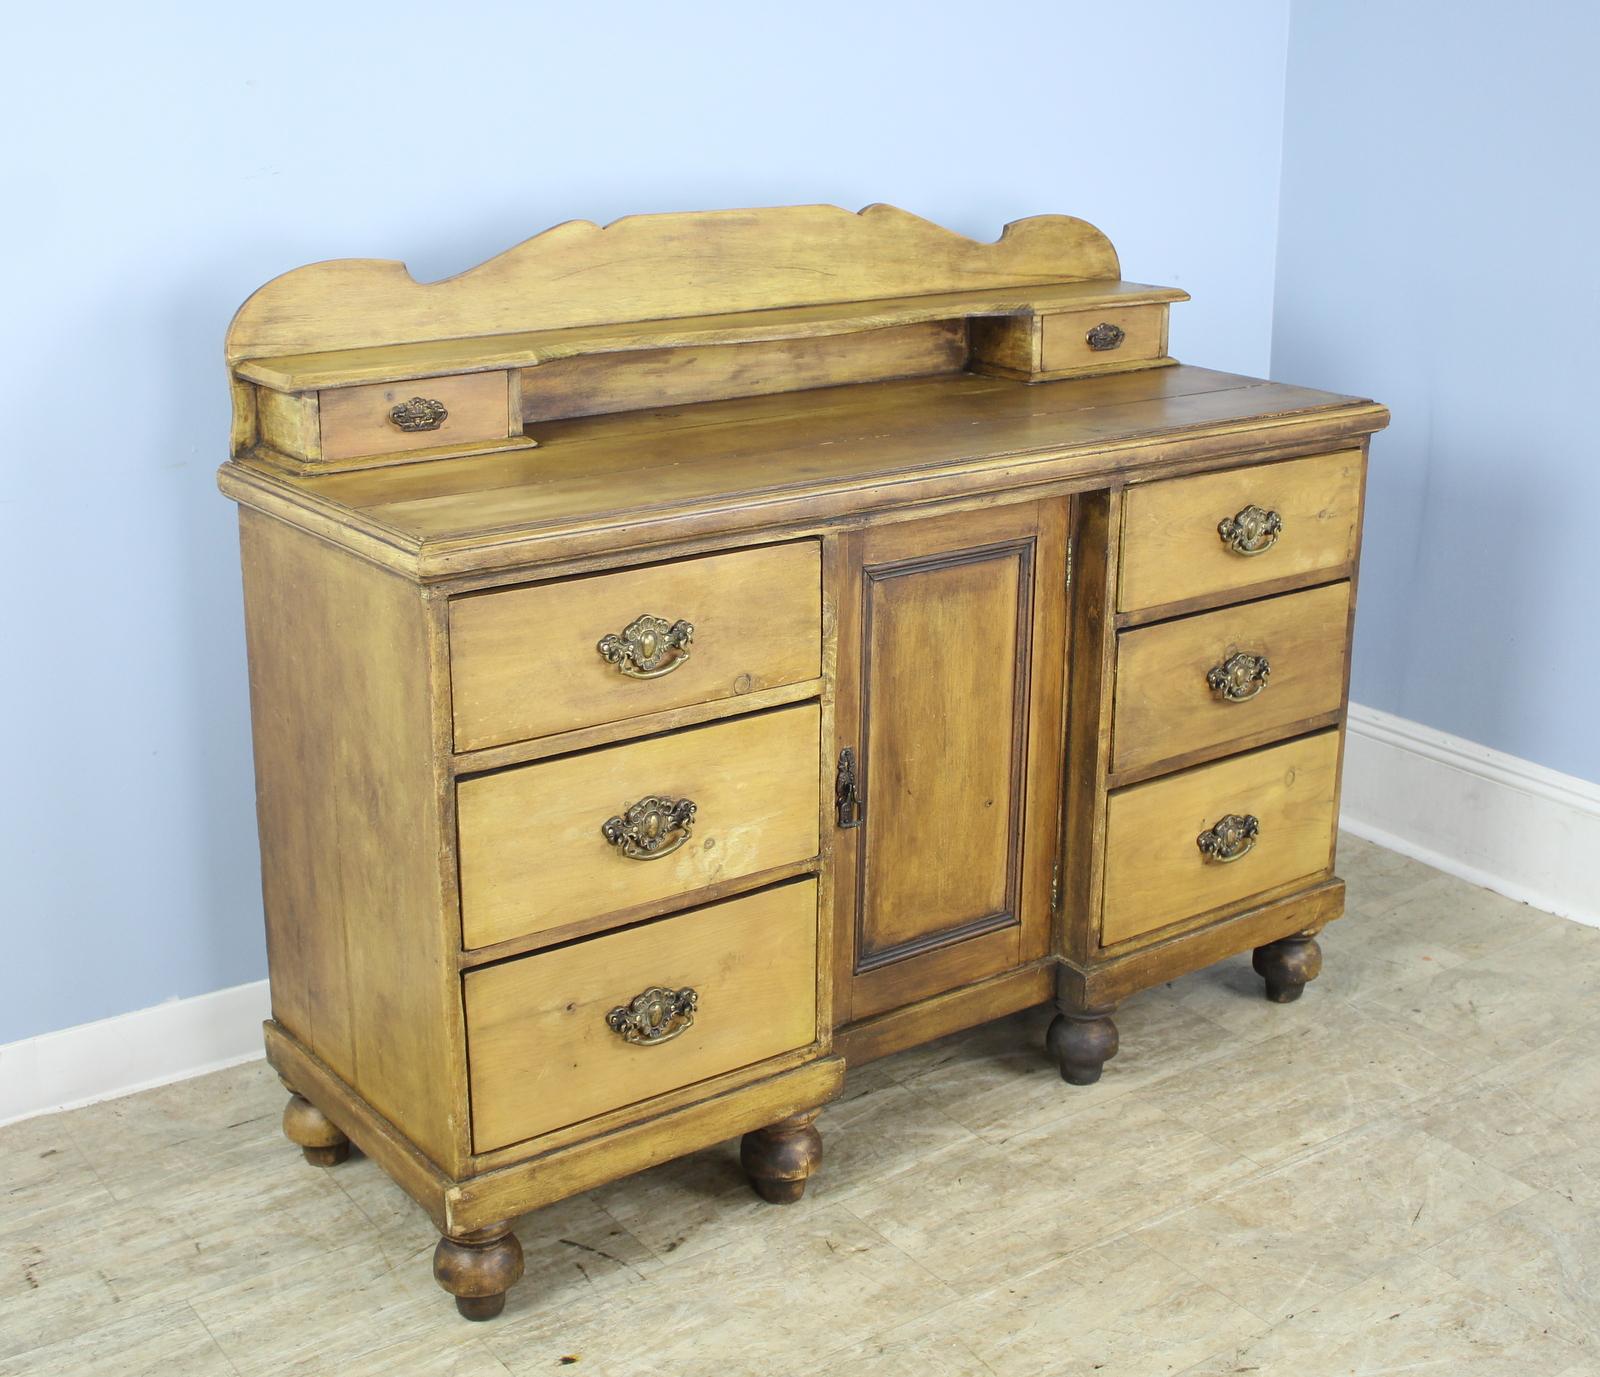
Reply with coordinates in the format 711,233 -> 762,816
831,500 -> 1069,1027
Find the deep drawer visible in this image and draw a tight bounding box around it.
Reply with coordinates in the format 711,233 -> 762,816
1100,731 -> 1340,947
456,703 -> 820,951
449,541 -> 822,751
1119,451 -> 1363,613
1111,582 -> 1351,775
465,879 -> 818,1151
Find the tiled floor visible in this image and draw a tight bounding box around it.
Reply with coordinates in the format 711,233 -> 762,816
4,835 -> 1598,1375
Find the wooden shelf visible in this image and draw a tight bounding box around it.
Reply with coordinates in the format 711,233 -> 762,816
237,279 -> 1189,392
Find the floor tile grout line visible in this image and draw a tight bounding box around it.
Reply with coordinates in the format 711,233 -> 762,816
1165,1243 -> 1597,1375
1124,1096 -> 1504,1244
1412,1186 -> 1591,1283
1133,1126 -> 1566,1337
894,1078 -> 1137,1154
794,1252 -> 1005,1377
1168,1336 -> 1273,1377
589,1195 -> 675,1273
0,1300 -> 251,1377
184,1301 -> 247,1377
826,1195 -> 1000,1326
1134,1219 -> 1369,1330
1114,1228 -> 1285,1341
1146,1099 -> 1401,1187
328,1169 -> 394,1245
1411,1201 -> 1600,1369
822,1082 -> 990,1173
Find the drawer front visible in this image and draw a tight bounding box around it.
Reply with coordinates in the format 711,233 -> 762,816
1040,305 -> 1167,373
465,879 -> 818,1151
1101,731 -> 1340,947
1112,582 -> 1351,775
1119,451 -> 1363,613
450,542 -> 822,751
457,704 -> 820,950
318,372 -> 512,462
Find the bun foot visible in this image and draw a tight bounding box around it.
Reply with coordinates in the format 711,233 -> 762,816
434,1224 -> 523,1321
282,1093 -> 350,1167
1047,1007 -> 1119,1085
751,1176 -> 808,1205
1253,933 -> 1323,1003
741,1110 -> 822,1204
454,1295 -> 506,1322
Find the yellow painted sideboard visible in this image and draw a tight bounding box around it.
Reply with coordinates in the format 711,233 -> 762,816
218,204 -> 1387,1318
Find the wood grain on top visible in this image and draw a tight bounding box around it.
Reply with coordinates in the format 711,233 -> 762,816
220,365 -> 1385,577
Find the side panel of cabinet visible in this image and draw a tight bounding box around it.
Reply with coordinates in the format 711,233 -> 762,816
832,501 -> 1068,1025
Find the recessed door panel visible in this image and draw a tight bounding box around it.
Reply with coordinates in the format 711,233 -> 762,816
858,547 -> 1025,962
833,502 -> 1068,1024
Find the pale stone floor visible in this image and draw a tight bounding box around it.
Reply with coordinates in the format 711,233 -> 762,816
4,835 -> 1599,1375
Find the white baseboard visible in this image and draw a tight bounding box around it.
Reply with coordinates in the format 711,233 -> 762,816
0,980 -> 269,1127
4,705 -> 1594,1126
1341,702 -> 1600,928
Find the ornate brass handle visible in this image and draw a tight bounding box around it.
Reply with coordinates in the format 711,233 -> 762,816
389,396 -> 449,432
1218,505 -> 1283,556
1197,813 -> 1260,864
1086,321 -> 1126,352
1206,651 -> 1271,703
607,986 -> 698,1046
835,747 -> 864,829
602,795 -> 697,860
597,614 -> 694,679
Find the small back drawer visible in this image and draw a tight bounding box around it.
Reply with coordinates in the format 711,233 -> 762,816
449,541 -> 822,751
1119,451 -> 1363,613
456,703 -> 820,951
465,879 -> 818,1152
1101,731 -> 1340,948
1040,304 -> 1168,374
1112,581 -> 1351,775
318,372 -> 514,463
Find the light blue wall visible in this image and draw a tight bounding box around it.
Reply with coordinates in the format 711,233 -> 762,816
1273,0 -> 1600,784
1,1 -> 1291,1043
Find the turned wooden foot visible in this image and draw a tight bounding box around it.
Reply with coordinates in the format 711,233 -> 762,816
434,1224 -> 524,1320
1253,933 -> 1323,1003
1047,1006 -> 1119,1085
741,1109 -> 823,1203
281,1092 -> 350,1166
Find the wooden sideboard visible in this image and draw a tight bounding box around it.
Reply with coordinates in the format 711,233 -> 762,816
218,204 -> 1387,1318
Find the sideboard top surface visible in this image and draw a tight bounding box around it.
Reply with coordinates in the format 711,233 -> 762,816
220,364 -> 1385,579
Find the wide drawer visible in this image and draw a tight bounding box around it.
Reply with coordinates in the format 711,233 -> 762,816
1119,451 -> 1363,613
457,703 -> 820,950
318,372 -> 514,463
1101,731 -> 1340,947
1112,582 -> 1351,775
465,879 -> 819,1152
449,541 -> 822,751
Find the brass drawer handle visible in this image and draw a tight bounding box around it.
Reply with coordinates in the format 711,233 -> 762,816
1086,321 -> 1125,351
1218,505 -> 1283,556
1197,813 -> 1259,863
388,396 -> 449,432
1206,651 -> 1271,702
601,795 -> 697,860
607,986 -> 698,1046
597,614 -> 695,679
